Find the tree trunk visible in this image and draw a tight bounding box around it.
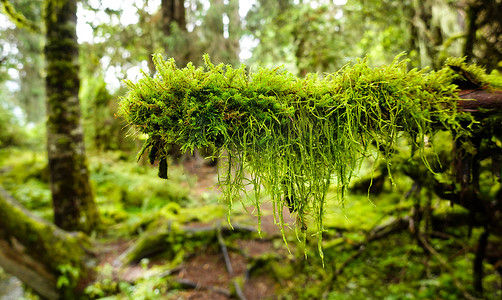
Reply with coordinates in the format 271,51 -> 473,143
209,0 -> 240,64
411,0 -> 443,69
228,0 -> 241,63
161,0 -> 186,35
44,0 -> 100,233
0,186 -> 91,299
462,0 -> 502,72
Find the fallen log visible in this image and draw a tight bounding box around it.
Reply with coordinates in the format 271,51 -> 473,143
118,218 -> 256,266
0,186 -> 93,299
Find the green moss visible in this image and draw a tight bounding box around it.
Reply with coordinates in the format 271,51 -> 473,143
0,0 -> 41,32
445,57 -> 493,89
0,188 -> 88,280
119,54 -> 488,255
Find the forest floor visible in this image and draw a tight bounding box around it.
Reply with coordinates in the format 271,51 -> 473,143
1,149 -> 501,299
94,214 -> 289,299
91,159 -> 297,300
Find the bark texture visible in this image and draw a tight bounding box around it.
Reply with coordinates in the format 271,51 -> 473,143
458,89 -> 502,111
44,0 -> 99,233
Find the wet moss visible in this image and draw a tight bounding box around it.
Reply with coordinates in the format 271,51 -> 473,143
119,54 -> 493,257
0,187 -> 88,276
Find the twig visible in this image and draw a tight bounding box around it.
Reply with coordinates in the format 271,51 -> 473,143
217,224 -> 234,275
350,216 -> 410,250
417,233 -> 481,300
175,278 -> 231,297
217,223 -> 248,300
157,266 -> 182,278
336,216 -> 409,276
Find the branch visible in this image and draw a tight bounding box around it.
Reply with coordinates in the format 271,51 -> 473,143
458,89 -> 502,112
417,233 -> 481,300
0,185 -> 91,299
217,224 -> 247,300
400,163 -> 490,217
217,224 -> 234,276
473,228 -> 489,295
119,221 -> 256,265
175,278 -> 232,297
335,216 -> 409,276
0,0 -> 41,33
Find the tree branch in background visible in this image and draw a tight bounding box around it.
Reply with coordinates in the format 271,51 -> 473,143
417,233 -> 481,300
335,216 -> 409,277
0,0 -> 40,33
217,224 -> 247,300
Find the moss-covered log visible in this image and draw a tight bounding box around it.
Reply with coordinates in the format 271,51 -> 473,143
119,217 -> 255,265
0,186 -> 92,299
44,0 -> 100,233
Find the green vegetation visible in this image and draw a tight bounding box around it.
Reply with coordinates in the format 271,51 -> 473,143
1,0 -> 502,298
119,54 -> 478,253
1,142 -> 501,298
0,104 -> 26,148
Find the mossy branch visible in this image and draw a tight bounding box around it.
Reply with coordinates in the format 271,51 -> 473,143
119,54 -> 484,252
0,0 -> 41,33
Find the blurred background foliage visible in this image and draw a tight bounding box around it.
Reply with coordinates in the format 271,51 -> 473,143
1,0 -> 502,299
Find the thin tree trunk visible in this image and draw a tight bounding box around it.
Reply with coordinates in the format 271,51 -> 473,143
462,0 -> 502,71
473,227 -> 489,295
161,0 -> 186,35
206,0 -> 225,63
463,1 -> 480,63
44,0 -> 100,233
228,0 -> 240,63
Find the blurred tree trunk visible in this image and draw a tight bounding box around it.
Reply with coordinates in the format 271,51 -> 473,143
161,0 -> 186,35
228,0 -> 240,63
140,0 -> 188,75
0,0 -> 45,123
15,0 -> 45,123
411,0 -> 443,69
161,0 -> 189,66
463,0 -> 502,72
0,186 -> 92,299
205,0 -> 240,64
205,0 -> 225,63
44,0 -> 99,233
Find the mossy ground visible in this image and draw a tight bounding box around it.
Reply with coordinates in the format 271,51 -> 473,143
1,148 -> 500,299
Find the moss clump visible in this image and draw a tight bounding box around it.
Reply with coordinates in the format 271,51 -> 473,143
119,54 -> 474,255
445,57 -> 492,89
